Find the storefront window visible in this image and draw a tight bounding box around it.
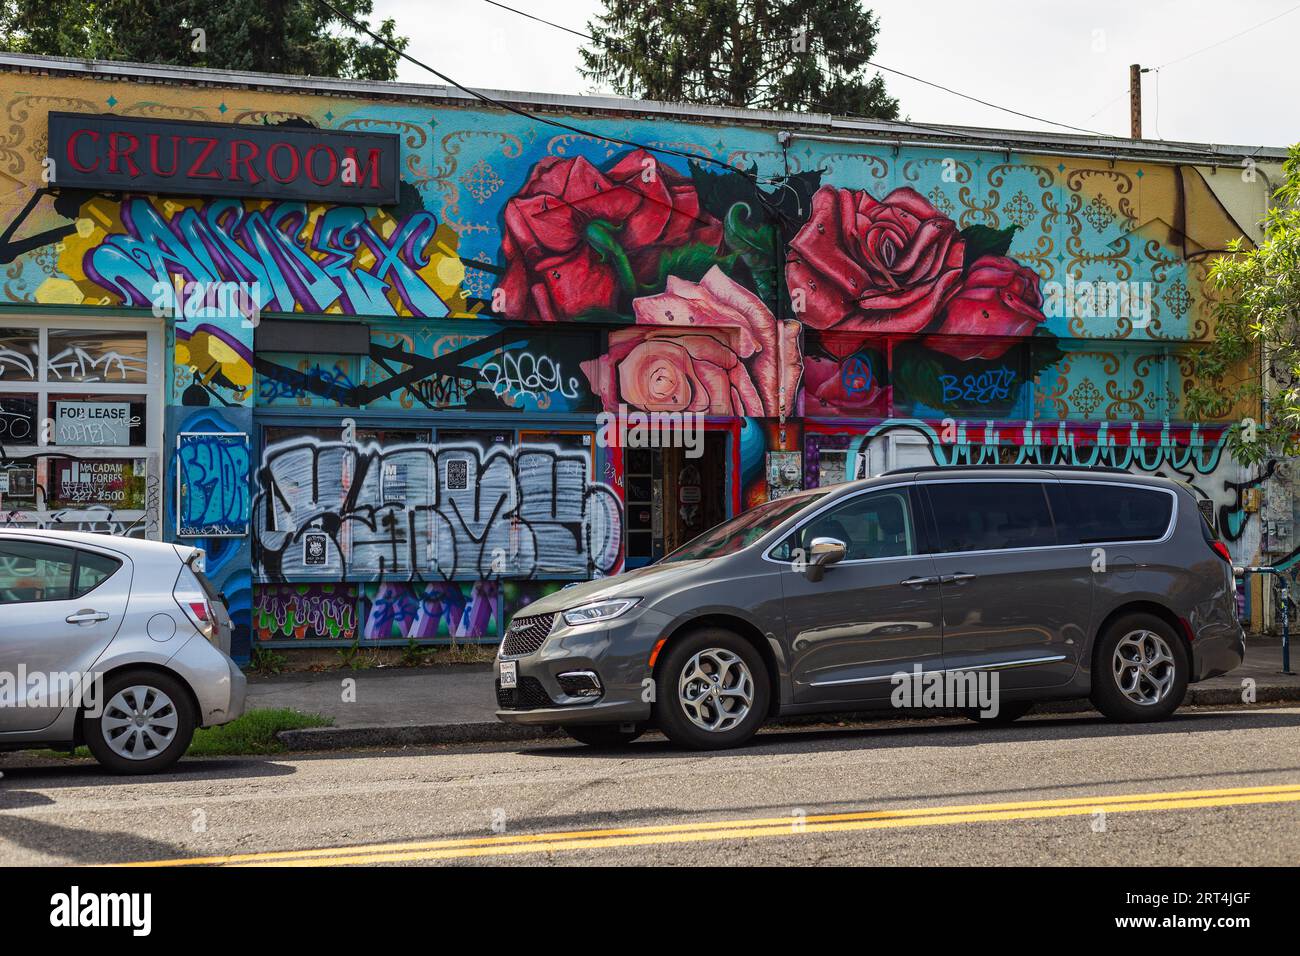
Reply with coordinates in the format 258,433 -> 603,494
0,329 -> 38,382
47,393 -> 147,447
0,322 -> 160,537
47,329 -> 148,384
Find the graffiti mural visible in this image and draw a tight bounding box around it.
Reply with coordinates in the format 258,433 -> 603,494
176,430 -> 250,536
0,71 -> 1278,648
36,194 -> 473,320
256,323 -> 598,412
360,580 -> 500,640
252,437 -> 622,581
167,407 -> 253,657
254,582 -> 359,642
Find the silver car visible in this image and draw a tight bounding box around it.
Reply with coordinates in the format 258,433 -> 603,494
0,529 -> 245,773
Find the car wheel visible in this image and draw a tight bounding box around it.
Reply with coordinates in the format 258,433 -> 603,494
564,724 -> 645,748
84,670 -> 195,774
1090,614 -> 1188,722
654,628 -> 770,750
963,700 -> 1034,724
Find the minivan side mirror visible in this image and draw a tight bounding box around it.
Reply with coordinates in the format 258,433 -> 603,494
804,536 -> 847,582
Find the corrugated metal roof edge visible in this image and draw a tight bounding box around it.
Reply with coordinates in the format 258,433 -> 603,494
0,51 -> 1287,165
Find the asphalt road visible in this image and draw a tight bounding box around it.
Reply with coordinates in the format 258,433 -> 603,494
2,704 -> 1299,867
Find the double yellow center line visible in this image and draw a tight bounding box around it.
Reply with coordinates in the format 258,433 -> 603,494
118,783 -> 1300,866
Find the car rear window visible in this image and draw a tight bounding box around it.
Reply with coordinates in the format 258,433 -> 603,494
73,551 -> 122,597
1049,482 -> 1173,544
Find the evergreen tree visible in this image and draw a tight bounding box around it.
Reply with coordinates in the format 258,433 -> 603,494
580,0 -> 898,118
0,0 -> 407,81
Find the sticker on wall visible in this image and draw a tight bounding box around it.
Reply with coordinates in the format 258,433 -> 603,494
444,458 -> 470,491
303,532 -> 329,567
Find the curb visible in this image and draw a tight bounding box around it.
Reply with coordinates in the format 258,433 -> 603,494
276,682 -> 1300,751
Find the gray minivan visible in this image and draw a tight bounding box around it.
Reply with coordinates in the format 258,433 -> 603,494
495,467 -> 1244,750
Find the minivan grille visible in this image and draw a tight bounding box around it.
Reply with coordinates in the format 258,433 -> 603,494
496,677 -> 553,710
501,614 -> 555,657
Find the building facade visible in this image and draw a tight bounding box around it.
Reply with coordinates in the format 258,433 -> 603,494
0,54 -> 1287,660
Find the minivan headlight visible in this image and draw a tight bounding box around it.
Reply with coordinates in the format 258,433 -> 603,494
562,598 -> 640,627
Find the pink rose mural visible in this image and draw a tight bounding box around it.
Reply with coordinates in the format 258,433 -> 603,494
582,266 -> 802,417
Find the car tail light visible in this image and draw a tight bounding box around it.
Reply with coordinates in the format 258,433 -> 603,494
1209,540 -> 1232,564
174,565 -> 215,642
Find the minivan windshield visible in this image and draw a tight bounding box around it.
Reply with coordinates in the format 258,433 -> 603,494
660,492 -> 827,563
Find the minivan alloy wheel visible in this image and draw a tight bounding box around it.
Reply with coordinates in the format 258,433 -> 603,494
678,648 -> 754,732
1111,630 -> 1176,706
101,685 -> 180,760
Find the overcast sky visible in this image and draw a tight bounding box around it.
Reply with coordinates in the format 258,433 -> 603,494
372,0 -> 1298,149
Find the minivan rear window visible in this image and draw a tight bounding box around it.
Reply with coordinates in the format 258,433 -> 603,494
924,481 -> 1056,553
1050,482 -> 1173,544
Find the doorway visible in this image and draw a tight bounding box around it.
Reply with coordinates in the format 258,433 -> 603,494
623,432 -> 728,566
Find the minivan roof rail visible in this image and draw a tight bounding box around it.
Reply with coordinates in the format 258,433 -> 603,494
880,464 -> 1131,476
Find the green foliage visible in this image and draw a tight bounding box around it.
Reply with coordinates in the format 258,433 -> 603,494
1184,144 -> 1300,465
248,645 -> 288,676
0,0 -> 407,80
580,0 -> 898,118
337,638 -> 377,670
400,638 -> 431,666
37,708 -> 332,759
187,708 -> 332,755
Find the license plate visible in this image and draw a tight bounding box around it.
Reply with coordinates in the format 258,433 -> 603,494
499,660 -> 517,688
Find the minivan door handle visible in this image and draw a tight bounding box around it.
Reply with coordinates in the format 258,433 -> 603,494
941,572 -> 977,584
66,610 -> 109,625
900,576 -> 940,588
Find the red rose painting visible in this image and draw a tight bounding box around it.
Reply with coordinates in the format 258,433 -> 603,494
498,150 -> 723,322
925,255 -> 1047,360
787,185 -> 966,333
786,184 -> 1050,369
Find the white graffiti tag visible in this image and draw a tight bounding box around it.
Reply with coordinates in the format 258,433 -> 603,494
252,439 -> 622,580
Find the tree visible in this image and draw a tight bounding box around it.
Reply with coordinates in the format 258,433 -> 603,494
1184,144 -> 1300,465
579,0 -> 899,118
0,0 -> 407,81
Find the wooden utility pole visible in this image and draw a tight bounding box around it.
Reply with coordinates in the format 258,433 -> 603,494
1129,63 -> 1142,139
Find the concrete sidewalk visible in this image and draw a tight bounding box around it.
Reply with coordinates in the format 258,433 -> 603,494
255,636 -> 1300,750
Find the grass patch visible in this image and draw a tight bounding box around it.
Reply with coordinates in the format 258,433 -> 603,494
30,708 -> 333,760
187,708 -> 333,756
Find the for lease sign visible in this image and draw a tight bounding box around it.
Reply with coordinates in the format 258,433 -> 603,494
55,401 -> 132,447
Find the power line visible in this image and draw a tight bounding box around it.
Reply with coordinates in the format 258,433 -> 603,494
481,0 -> 589,41
1085,3 -> 1300,134
856,59 -> 1104,136
312,0 -> 756,181
1155,1 -> 1300,70
478,0 -> 1106,136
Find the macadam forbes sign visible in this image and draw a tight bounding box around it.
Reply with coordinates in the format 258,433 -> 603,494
47,112 -> 401,205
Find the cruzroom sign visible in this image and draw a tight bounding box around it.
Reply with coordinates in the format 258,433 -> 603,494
48,112 -> 400,205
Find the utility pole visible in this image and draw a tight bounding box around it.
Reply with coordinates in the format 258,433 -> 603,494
1129,63 -> 1142,139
